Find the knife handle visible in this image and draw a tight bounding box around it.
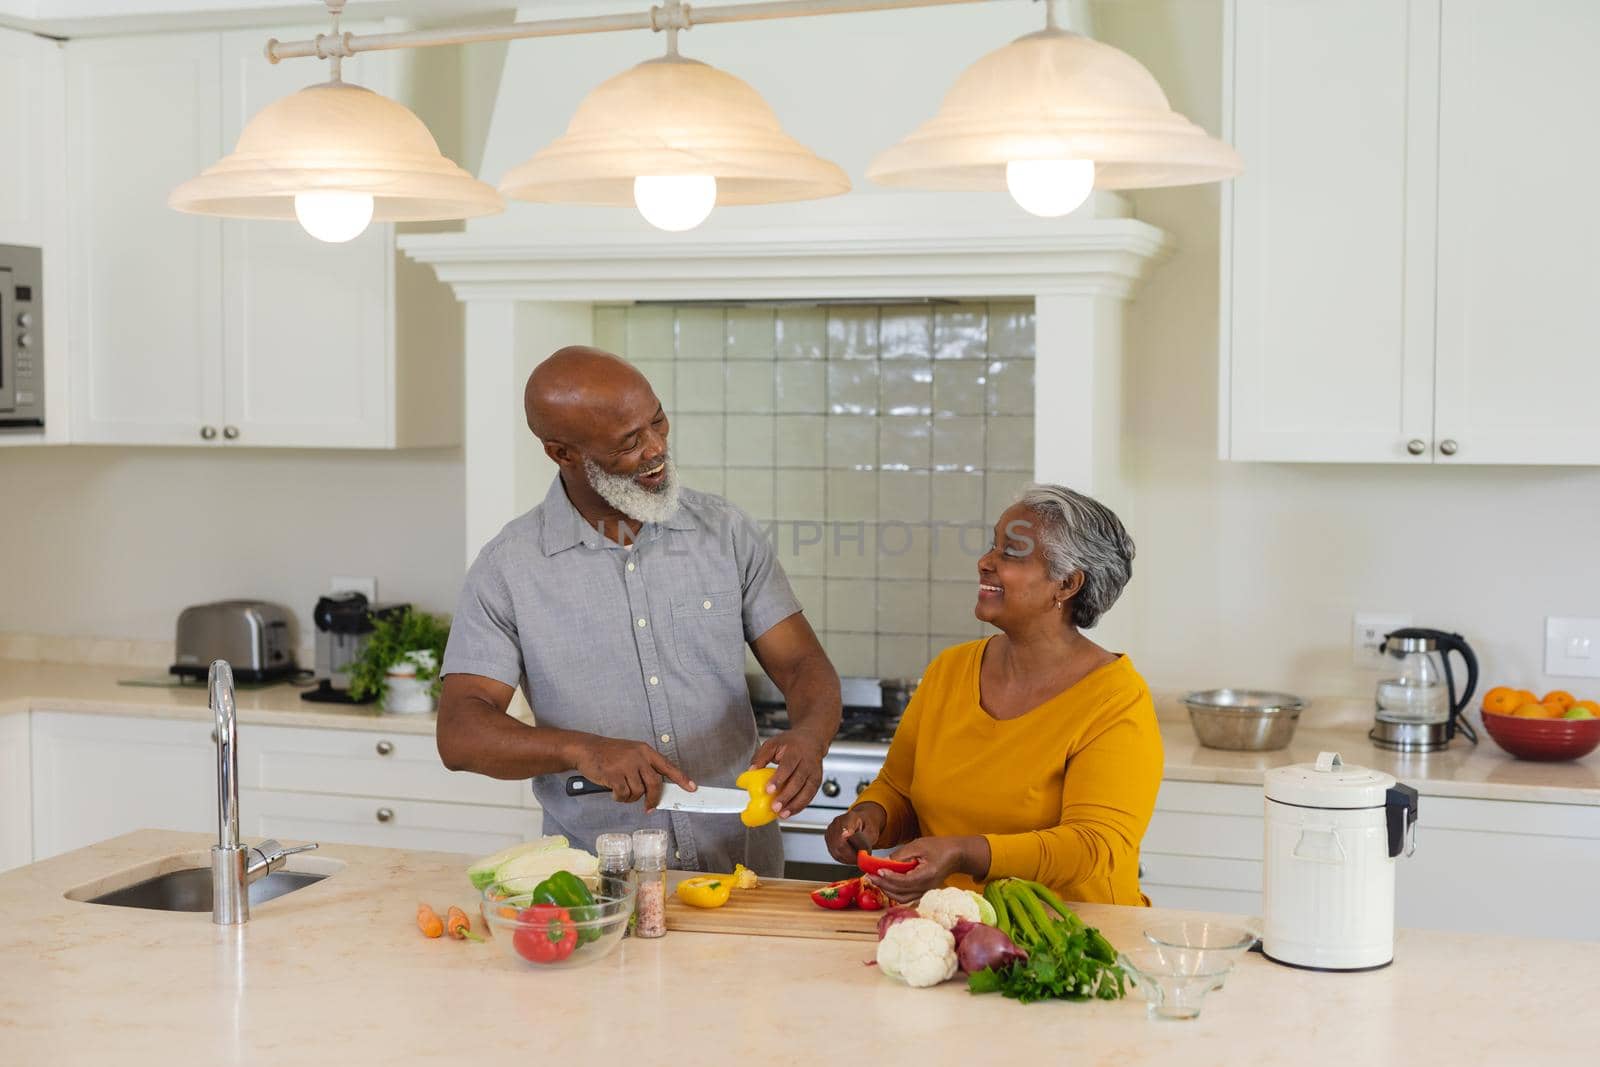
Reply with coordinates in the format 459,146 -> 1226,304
565,775 -> 612,797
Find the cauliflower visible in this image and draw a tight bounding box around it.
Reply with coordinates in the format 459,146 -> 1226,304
876,917 -> 958,988
916,886 -> 983,930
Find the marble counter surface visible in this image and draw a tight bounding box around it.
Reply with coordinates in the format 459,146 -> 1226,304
4,658 -> 1596,806
1,830 -> 1594,1066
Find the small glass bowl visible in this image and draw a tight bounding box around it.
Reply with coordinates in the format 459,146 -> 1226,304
1142,921 -> 1257,988
1118,944 -> 1237,1020
479,884 -> 635,970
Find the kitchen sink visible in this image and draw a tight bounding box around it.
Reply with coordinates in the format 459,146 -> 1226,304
83,867 -> 329,912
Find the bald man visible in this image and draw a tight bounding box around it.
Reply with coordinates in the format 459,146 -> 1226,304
436,347 -> 842,876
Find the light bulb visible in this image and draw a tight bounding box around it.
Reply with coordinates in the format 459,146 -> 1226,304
1005,159 -> 1096,218
293,190 -> 375,243
633,175 -> 717,232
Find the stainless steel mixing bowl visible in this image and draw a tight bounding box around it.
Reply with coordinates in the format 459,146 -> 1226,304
1182,689 -> 1305,751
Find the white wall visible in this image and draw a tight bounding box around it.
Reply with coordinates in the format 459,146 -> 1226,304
0,446 -> 465,652
1098,0 -> 1600,701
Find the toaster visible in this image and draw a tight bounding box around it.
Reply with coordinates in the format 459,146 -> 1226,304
170,600 -> 298,683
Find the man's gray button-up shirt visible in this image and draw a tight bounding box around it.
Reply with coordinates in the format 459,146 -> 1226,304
442,476 -> 802,876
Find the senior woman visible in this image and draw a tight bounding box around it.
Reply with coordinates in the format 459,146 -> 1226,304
825,484 -> 1163,906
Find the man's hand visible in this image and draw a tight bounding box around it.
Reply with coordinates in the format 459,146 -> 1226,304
868,836 -> 990,904
573,736 -> 695,811
747,730 -> 827,819
824,802 -> 887,865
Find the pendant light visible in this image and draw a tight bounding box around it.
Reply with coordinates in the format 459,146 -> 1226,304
169,1 -> 502,242
867,1 -> 1242,217
498,5 -> 849,232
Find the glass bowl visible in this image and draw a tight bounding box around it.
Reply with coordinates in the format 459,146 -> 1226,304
1142,920 -> 1258,987
1118,944 -> 1236,1020
479,885 -> 635,970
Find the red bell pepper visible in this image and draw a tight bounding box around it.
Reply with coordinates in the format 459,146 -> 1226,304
512,904 -> 578,963
855,877 -> 887,911
858,850 -> 919,876
809,878 -> 861,910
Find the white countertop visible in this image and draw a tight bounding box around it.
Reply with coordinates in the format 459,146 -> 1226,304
1,829 -> 1595,1065
4,658 -> 1596,806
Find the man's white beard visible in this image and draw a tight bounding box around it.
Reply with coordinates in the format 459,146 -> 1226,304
582,454 -> 682,526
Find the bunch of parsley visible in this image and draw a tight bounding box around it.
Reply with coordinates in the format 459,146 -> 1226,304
968,926 -> 1129,1005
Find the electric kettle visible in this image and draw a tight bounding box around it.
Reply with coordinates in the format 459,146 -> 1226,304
1370,627 -> 1479,752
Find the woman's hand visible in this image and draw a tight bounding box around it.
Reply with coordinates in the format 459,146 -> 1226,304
869,836 -> 991,903
824,803 -> 887,865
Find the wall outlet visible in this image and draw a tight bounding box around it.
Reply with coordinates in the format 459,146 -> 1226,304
1546,617 -> 1600,679
1353,613 -> 1411,668
330,575 -> 378,601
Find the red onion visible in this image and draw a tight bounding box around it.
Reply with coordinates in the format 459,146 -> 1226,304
953,921 -> 1027,975
876,905 -> 920,940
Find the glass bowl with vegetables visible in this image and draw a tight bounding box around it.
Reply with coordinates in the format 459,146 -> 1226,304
480,871 -> 635,970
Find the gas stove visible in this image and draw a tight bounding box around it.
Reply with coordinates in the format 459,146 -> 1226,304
748,674 -> 900,876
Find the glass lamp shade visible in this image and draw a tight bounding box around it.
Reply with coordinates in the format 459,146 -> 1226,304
498,54 -> 850,207
169,81 -> 504,222
867,27 -> 1243,193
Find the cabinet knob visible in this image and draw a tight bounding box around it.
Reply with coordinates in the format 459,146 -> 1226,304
376,807 -> 394,823
210,728 -> 218,743
1406,438 -> 1426,456
200,425 -> 217,441
223,425 -> 240,440
375,740 -> 394,756
1439,439 -> 1459,456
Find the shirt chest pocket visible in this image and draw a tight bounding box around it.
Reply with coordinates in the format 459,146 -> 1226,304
670,589 -> 745,675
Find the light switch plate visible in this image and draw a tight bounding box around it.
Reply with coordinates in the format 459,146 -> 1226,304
1545,617 -> 1600,679
331,575 -> 378,601
1353,612 -> 1412,668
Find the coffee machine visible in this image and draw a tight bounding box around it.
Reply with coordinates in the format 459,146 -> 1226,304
1370,627 -> 1479,752
300,592 -> 408,704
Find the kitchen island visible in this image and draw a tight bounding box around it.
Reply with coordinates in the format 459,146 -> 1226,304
1,830 -> 1593,1065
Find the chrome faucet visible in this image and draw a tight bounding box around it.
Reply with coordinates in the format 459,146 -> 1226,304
210,659 -> 318,925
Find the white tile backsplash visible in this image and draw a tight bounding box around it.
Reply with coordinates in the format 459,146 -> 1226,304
598,300 -> 1033,679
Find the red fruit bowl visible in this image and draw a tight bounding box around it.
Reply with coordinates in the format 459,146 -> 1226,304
1480,711 -> 1600,762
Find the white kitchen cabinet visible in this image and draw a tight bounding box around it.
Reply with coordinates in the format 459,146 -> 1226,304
0,28 -> 65,250
1395,794 -> 1600,941
1143,778 -> 1600,941
66,32 -> 224,446
29,711 -> 215,861
0,714 -> 31,873
66,28 -> 462,449
1142,780 -> 1264,915
1222,0 -> 1439,464
1222,0 -> 1600,466
240,789 -> 541,855
1430,0 -> 1600,465
27,711 -> 540,861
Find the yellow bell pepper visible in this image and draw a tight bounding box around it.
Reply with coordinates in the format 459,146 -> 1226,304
676,875 -> 734,909
735,768 -> 778,827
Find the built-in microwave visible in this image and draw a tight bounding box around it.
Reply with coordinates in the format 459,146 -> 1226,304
0,244 -> 43,432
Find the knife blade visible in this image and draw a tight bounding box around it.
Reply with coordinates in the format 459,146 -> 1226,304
564,776 -> 750,815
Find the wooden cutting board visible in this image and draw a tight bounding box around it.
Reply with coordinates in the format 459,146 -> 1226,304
664,877 -> 881,941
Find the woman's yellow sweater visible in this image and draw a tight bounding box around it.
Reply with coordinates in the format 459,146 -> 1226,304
853,638 -> 1164,906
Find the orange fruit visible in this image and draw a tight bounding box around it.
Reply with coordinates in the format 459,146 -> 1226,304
1541,690 -> 1577,711
1515,690 -> 1539,706
1514,703 -> 1560,719
1482,689 -> 1522,715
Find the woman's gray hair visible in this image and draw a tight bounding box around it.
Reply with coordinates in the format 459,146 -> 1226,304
1014,484 -> 1135,629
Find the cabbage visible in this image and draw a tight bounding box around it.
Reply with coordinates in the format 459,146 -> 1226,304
466,835 -> 568,890
493,846 -> 600,894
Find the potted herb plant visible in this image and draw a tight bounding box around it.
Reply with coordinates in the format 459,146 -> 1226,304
347,607 -> 452,713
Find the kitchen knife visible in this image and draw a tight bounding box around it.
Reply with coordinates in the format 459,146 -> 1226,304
564,776 -> 750,815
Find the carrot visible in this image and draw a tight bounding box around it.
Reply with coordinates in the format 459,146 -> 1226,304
417,903 -> 444,938
447,905 -> 484,943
